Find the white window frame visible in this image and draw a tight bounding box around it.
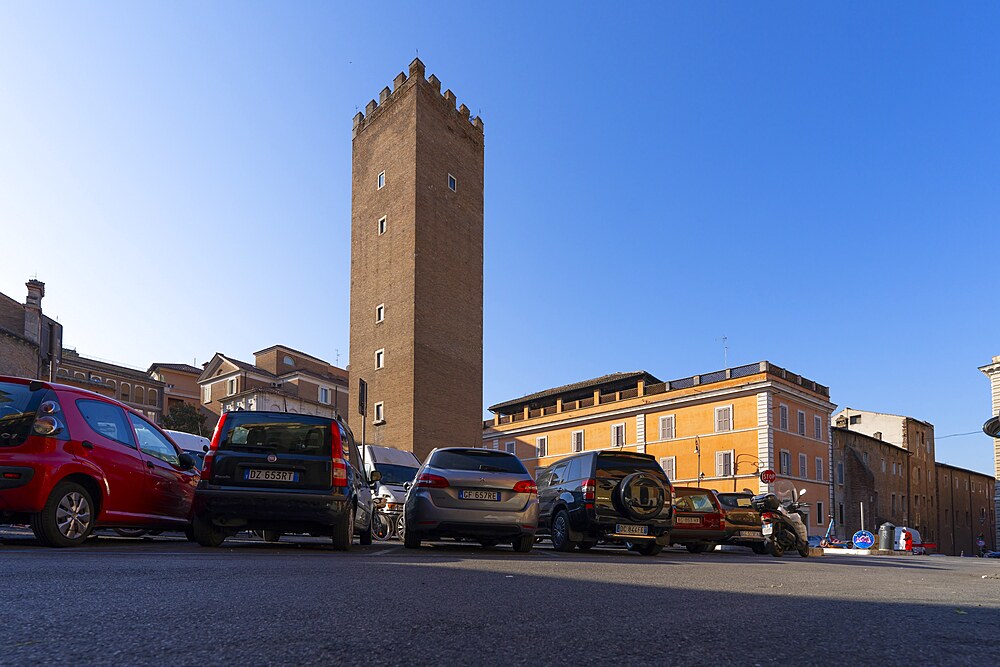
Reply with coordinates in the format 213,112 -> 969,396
375,303 -> 385,323
373,401 -> 384,424
797,410 -> 806,436
779,404 -> 789,431
490,439 -> 499,451
504,440 -> 515,455
816,501 -> 824,526
798,453 -> 807,478
375,348 -> 385,370
571,430 -> 585,453
658,415 -> 675,440
226,378 -> 237,396
377,170 -> 385,190
610,423 -> 626,447
378,216 -> 386,236
660,456 -> 676,481
814,415 -> 822,440
319,387 -> 331,404
814,457 -> 823,481
779,450 -> 791,475
202,385 -> 211,404
714,405 -> 733,433
535,436 -> 547,458
447,173 -> 457,191
716,449 -> 734,477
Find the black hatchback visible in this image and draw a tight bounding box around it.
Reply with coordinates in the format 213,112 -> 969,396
536,451 -> 673,556
192,411 -> 377,550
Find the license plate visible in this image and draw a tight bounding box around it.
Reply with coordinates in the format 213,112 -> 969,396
762,523 -> 773,536
676,517 -> 701,525
459,490 -> 500,501
738,530 -> 762,537
244,469 -> 298,483
615,524 -> 649,536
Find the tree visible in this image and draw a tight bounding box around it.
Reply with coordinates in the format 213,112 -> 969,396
161,402 -> 207,436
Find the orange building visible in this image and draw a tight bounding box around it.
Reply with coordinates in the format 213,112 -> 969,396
483,362 -> 836,531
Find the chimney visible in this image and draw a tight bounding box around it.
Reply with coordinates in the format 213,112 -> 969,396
874,431 -> 882,441
23,279 -> 44,345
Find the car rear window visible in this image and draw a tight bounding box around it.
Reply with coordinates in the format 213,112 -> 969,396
220,413 -> 334,456
429,449 -> 526,474
676,492 -> 718,512
716,493 -> 753,509
596,454 -> 665,480
0,381 -> 43,447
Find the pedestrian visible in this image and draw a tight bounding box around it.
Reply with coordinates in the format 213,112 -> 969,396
903,529 -> 913,552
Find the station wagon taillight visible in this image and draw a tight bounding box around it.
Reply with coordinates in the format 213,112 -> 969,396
513,480 -> 537,494
582,478 -> 596,502
761,511 -> 775,521
330,424 -> 348,487
415,473 -> 449,488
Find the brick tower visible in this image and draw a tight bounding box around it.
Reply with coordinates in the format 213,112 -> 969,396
979,355 -> 1000,550
348,58 -> 484,462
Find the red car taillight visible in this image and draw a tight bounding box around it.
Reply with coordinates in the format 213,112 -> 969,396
201,451 -> 215,481
415,473 -> 449,488
582,478 -> 596,501
32,399 -> 65,437
761,511 -> 775,521
513,480 -> 537,494
200,414 -> 227,483
331,425 -> 347,487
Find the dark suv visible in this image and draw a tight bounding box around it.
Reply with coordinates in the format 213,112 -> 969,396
536,451 -> 673,556
192,411 -> 376,550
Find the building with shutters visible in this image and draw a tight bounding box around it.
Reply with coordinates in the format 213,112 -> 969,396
483,361 -> 836,533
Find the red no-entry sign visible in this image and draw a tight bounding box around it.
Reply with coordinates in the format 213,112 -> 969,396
760,469 -> 776,484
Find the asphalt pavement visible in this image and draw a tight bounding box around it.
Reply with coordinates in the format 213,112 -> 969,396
2,528 -> 999,666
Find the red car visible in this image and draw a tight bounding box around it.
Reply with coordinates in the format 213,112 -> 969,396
0,376 -> 199,547
670,486 -> 727,553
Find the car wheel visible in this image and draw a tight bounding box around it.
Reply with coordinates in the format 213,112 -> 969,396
331,507 -> 354,551
765,538 -> 784,558
184,526 -> 196,542
113,528 -> 149,538
550,510 -> 577,552
262,530 -> 282,543
478,538 -> 499,548
30,482 -> 95,548
512,534 -> 534,553
403,524 -> 421,549
577,540 -> 598,551
359,512 -> 373,546
192,514 -> 226,548
635,542 -> 664,556
751,542 -> 768,555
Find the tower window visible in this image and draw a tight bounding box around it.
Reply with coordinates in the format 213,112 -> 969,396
376,304 -> 385,323
448,174 -> 457,191
377,171 -> 385,190
375,348 -> 385,369
378,216 -> 386,235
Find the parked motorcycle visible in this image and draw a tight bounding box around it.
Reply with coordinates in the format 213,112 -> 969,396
751,482 -> 810,558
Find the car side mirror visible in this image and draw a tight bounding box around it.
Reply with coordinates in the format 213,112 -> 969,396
369,470 -> 382,483
178,453 -> 196,471
403,481 -> 411,491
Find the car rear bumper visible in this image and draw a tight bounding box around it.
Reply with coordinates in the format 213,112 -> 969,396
406,493 -> 538,538
0,462 -> 54,515
671,529 -> 728,543
194,486 -> 351,529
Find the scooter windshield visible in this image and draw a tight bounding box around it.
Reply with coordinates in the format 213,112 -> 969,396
774,479 -> 798,504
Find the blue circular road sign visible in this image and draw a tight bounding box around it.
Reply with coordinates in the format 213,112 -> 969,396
852,530 -> 875,549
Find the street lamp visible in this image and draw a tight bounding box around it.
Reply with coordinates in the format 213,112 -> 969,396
734,454 -> 761,492
984,416 -> 1000,438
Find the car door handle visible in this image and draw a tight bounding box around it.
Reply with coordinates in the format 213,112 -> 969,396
82,441 -> 95,450
146,461 -> 155,469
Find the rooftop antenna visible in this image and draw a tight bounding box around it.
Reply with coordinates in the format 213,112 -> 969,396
335,349 -> 340,366
717,335 -> 729,367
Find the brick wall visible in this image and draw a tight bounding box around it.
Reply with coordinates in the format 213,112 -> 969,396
0,333 -> 39,378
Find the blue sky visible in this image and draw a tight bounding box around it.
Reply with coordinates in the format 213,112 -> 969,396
2,2 -> 997,474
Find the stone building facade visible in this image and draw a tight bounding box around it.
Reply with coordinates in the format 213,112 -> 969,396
979,355 -> 1000,550
198,345 -> 348,429
54,349 -> 165,423
936,462 -> 996,556
831,427 -> 912,540
0,279 -> 62,380
484,362 -> 837,533
148,362 -> 205,419
349,58 -> 484,461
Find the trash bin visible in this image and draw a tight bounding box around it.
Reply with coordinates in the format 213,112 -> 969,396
878,522 -> 896,551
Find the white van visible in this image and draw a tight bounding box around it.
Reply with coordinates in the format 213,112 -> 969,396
363,445 -> 421,506
894,526 -> 924,554
165,430 -> 211,470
